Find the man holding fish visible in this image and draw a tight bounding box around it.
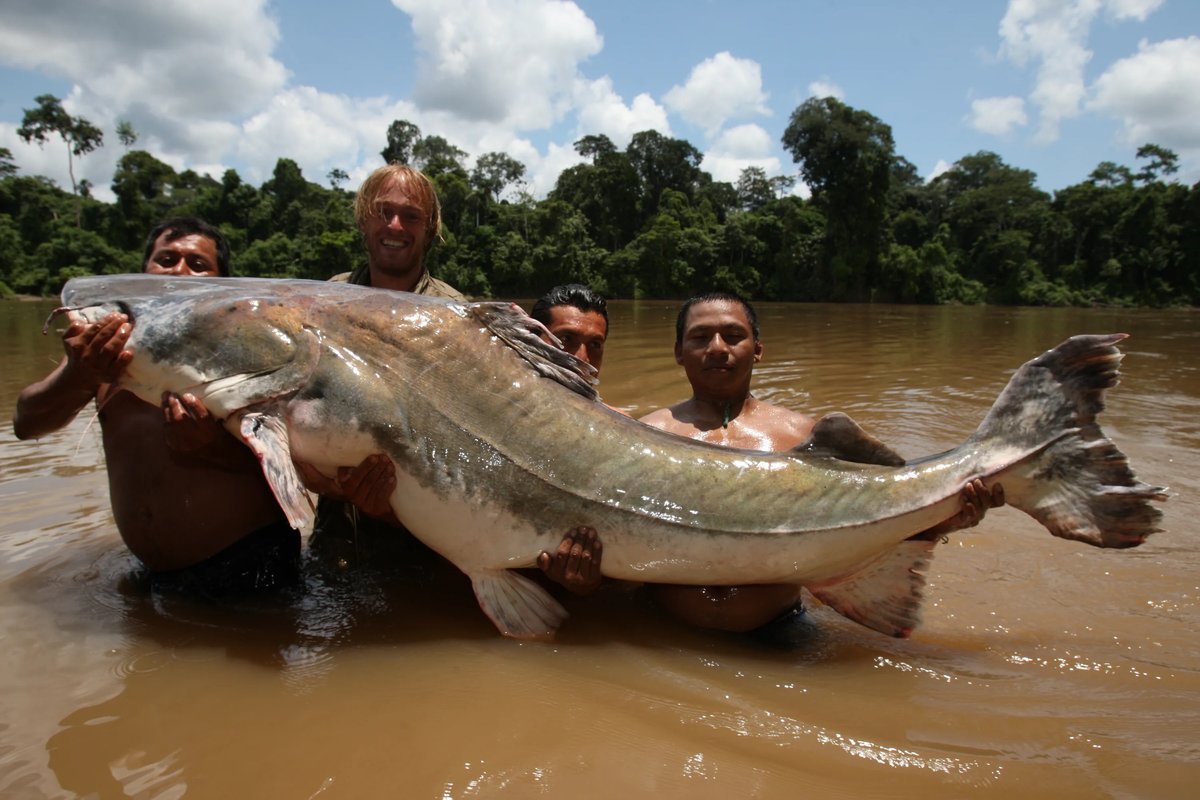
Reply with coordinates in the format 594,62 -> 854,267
525,289 -> 1005,633
13,217 -> 300,595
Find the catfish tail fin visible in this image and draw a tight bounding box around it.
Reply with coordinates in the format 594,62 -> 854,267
974,334 -> 1167,548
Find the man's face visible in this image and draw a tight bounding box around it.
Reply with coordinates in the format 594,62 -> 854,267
361,181 -> 429,280
674,300 -> 762,394
546,305 -> 608,371
143,233 -> 221,277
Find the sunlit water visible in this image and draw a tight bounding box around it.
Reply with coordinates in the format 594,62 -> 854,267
1,297 -> 1196,799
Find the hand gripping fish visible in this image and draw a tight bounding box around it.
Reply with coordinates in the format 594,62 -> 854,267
55,275 -> 1167,640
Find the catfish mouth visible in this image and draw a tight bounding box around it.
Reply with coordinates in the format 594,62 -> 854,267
42,300 -> 133,335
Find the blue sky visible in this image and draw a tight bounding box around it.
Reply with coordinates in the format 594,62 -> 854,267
1,0 -> 1197,202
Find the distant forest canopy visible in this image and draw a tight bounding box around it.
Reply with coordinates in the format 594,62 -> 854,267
1,93 -> 1196,307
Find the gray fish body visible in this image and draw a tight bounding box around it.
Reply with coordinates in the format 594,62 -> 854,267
59,275 -> 1167,639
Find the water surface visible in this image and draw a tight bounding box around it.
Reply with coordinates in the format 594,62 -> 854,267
1,297 -> 1196,798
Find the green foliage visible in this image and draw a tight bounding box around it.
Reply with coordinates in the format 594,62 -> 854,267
782,97 -> 895,300
0,92 -> 1194,308
116,120 -> 138,149
18,94 -> 104,207
382,120 -> 421,165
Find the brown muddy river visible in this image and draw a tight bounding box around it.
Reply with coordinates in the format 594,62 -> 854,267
1,296 -> 1196,799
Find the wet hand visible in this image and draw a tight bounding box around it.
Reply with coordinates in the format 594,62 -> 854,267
538,526 -> 603,595
62,312 -> 133,389
161,392 -> 224,453
336,454 -> 397,521
945,479 -> 1005,532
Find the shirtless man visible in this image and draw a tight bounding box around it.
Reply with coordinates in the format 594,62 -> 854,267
13,217 -> 298,594
639,292 -> 1004,631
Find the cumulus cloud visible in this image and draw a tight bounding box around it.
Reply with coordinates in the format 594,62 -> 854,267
968,96 -> 1029,135
996,0 -> 1163,143
1090,36 -> 1200,175
663,52 -> 770,135
0,0 -> 288,193
396,0 -> 601,130
0,0 -> 286,122
700,124 -> 782,184
808,78 -> 845,101
573,77 -> 670,147
927,159 -> 954,182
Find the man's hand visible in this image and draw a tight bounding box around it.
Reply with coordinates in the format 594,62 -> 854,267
295,454 -> 398,523
161,392 -> 224,454
924,478 -> 1006,536
63,311 -> 133,390
538,526 -> 603,595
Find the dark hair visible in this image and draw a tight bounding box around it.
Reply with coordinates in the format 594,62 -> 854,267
530,284 -> 609,327
142,216 -> 232,276
675,291 -> 760,343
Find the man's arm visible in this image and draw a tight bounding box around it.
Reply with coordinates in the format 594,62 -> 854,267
13,312 -> 132,440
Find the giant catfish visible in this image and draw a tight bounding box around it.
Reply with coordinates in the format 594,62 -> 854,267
55,275 -> 1167,639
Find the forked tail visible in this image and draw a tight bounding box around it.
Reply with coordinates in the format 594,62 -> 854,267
971,333 -> 1166,548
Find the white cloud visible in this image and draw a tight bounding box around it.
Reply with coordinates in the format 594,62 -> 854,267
1090,36 -> 1200,176
525,141 -> 588,197
968,96 -> 1029,135
573,77 -> 671,147
395,0 -> 602,130
927,159 -> 954,183
663,52 -> 770,135
236,88 -> 418,185
0,0 -> 287,193
996,0 -> 1164,143
700,124 -> 782,184
0,0 -> 286,121
807,78 -> 845,101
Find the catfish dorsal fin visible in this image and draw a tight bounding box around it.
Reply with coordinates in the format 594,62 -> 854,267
467,302 -> 598,401
791,412 -> 906,467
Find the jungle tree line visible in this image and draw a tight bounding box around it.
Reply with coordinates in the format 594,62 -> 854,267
1,93 -> 1196,306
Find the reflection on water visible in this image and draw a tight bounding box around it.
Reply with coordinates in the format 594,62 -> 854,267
1,298 -> 1197,798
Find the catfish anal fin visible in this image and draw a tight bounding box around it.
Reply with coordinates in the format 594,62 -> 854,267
806,539 -> 937,638
471,569 -> 569,640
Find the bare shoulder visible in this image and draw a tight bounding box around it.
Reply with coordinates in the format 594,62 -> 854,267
748,402 -> 818,450
638,402 -> 697,435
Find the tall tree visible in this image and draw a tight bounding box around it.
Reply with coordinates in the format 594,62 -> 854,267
769,174 -> 796,198
381,119 -> 421,165
735,166 -> 773,211
17,94 -> 104,225
412,135 -> 469,181
574,134 -> 616,162
0,146 -> 16,178
327,167 -> 349,189
782,97 -> 895,300
116,119 -> 138,150
1135,143 -> 1179,184
470,152 -> 526,204
626,130 -> 704,221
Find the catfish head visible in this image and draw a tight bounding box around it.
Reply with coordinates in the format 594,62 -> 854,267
60,274 -> 322,418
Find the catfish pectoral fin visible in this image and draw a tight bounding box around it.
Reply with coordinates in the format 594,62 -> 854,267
236,410 -> 315,532
470,569 -> 568,641
807,539 -> 938,638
